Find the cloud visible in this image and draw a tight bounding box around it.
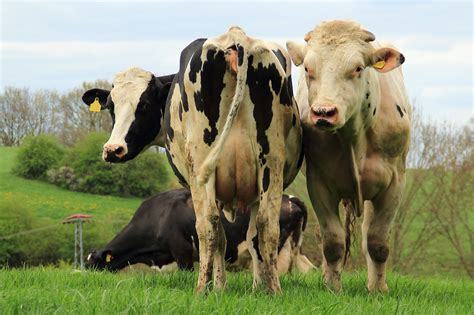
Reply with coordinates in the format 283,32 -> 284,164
421,85 -> 472,99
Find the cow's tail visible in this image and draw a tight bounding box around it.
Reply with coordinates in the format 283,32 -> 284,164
288,196 -> 308,232
343,199 -> 357,266
197,28 -> 249,185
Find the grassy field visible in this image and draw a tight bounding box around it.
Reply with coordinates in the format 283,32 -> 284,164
1,145 -> 471,278
0,147 -> 141,221
1,268 -> 473,314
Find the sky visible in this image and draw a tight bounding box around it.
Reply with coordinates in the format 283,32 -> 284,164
1,0 -> 473,125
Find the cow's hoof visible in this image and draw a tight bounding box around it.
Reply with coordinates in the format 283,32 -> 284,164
367,281 -> 389,293
267,282 -> 282,295
213,278 -> 227,291
323,272 -> 343,293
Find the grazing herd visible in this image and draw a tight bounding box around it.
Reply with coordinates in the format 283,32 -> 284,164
83,20 -> 410,294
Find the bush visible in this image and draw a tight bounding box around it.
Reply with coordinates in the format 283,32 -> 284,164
0,196 -> 36,266
61,132 -> 173,198
46,166 -> 79,190
14,135 -> 65,179
63,132 -> 121,195
118,151 -> 172,197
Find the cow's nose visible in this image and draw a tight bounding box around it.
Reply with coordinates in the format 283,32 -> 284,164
310,105 -> 339,127
103,144 -> 127,162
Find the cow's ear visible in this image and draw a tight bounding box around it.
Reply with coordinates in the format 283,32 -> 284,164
369,47 -> 405,73
82,88 -> 110,110
286,41 -> 306,66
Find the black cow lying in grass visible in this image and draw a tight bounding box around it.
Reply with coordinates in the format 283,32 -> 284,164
86,189 -> 315,274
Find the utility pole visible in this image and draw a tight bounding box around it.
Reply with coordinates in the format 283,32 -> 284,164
63,214 -> 93,270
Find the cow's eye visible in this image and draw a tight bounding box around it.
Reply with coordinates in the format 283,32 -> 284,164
355,66 -> 363,73
304,67 -> 308,73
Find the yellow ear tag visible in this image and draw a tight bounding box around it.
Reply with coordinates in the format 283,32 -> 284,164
106,254 -> 113,263
373,60 -> 385,69
89,97 -> 101,112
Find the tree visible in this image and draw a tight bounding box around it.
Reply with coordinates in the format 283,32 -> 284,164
57,80 -> 112,145
0,87 -> 61,146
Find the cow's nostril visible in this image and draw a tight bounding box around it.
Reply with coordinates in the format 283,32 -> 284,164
115,147 -> 124,155
325,108 -> 337,117
312,107 -> 337,118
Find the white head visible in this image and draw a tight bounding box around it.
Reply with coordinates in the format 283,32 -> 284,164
286,20 -> 405,131
82,67 -> 173,162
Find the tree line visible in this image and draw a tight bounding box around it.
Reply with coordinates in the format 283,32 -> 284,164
0,81 -> 112,147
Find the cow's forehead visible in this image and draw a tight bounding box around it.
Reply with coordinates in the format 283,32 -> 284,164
305,44 -> 365,69
111,67 -> 153,110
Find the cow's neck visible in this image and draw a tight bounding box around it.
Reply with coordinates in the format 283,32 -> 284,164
150,77 -> 172,148
338,70 -> 381,160
333,71 -> 381,214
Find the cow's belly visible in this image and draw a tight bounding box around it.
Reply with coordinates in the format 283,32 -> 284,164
215,128 -> 258,205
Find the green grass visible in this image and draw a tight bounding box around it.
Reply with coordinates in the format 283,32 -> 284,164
0,268 -> 472,314
0,147 -> 141,221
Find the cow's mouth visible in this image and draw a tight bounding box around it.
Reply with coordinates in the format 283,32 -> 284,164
315,118 -> 335,129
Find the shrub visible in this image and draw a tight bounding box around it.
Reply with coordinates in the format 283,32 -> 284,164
63,132 -> 121,195
61,132 -> 173,198
14,135 -> 65,179
46,166 -> 79,190
0,196 -> 36,266
118,151 -> 172,197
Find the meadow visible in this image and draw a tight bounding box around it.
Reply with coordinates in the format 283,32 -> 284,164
0,268 -> 473,314
0,146 -> 473,313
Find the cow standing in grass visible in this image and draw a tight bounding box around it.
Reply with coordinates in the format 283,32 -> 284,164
165,27 -> 302,293
286,20 -> 411,292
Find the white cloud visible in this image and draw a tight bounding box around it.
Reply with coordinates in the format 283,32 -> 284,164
1,40 -> 188,59
421,85 -> 473,98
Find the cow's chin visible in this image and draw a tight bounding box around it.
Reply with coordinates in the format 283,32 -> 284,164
313,119 -> 340,132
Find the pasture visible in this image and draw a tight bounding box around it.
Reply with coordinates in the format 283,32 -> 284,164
1,268 -> 473,314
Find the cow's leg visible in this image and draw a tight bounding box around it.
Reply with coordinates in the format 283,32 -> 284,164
246,203 -> 261,289
363,180 -> 402,293
205,174 -> 227,290
257,164 -> 284,294
191,181 -> 221,293
307,166 -> 344,293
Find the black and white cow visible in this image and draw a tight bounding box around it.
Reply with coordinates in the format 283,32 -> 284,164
86,189 -> 315,274
82,27 -> 303,293
164,27 -> 302,293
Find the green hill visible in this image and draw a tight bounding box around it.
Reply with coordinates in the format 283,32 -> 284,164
0,147 -> 141,221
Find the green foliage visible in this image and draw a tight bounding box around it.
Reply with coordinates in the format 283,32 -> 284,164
13,135 -> 65,179
0,196 -> 36,266
0,270 -> 473,314
57,132 -> 173,197
0,194 -> 127,267
63,132 -> 121,195
118,150 -> 172,197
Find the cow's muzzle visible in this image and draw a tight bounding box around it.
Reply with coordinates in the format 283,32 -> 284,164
310,105 -> 339,129
103,144 -> 128,162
